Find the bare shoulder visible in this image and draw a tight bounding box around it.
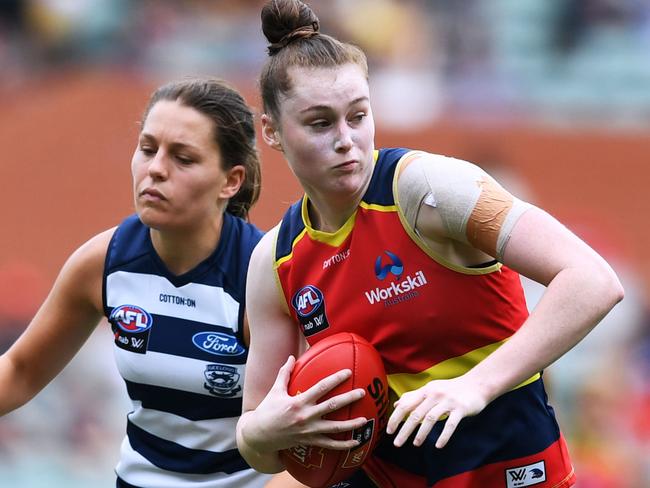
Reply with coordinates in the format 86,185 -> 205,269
249,224 -> 279,272
246,223 -> 289,316
64,228 -> 115,276
55,227 -> 117,312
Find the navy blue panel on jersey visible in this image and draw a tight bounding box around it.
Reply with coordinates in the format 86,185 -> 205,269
125,381 -> 242,420
275,200 -> 305,262
373,378 -> 560,484
363,148 -> 410,206
146,316 -> 248,365
127,420 -> 250,475
116,477 -> 141,488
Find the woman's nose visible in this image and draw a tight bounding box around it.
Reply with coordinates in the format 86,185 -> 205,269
148,151 -> 169,179
334,124 -> 353,152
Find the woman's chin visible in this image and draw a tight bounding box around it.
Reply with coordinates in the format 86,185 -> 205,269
137,209 -> 170,230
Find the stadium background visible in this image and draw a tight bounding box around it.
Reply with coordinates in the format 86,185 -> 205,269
0,1 -> 648,486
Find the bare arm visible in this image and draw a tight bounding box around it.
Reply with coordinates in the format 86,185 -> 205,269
387,154 -> 624,448
464,207 -> 623,400
0,229 -> 113,414
236,229 -> 367,473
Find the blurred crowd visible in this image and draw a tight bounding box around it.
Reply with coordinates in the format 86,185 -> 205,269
1,0 -> 649,486
2,0 -> 650,127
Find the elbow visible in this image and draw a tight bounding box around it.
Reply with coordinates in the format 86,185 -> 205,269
609,276 -> 625,307
596,265 -> 625,312
236,413 -> 284,474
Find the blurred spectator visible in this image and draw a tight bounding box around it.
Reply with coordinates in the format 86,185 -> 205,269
323,0 -> 445,128
554,0 -> 645,56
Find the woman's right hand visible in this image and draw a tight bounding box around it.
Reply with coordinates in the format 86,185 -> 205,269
241,355 -> 368,453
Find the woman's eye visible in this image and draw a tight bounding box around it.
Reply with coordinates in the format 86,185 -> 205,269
310,120 -> 330,129
140,146 -> 156,156
176,155 -> 194,165
350,113 -> 366,123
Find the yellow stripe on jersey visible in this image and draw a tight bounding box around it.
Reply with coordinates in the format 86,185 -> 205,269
274,226 -> 308,268
387,340 -> 541,398
359,201 -> 398,213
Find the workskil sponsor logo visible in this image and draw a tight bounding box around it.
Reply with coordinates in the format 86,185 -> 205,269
365,270 -> 428,306
374,250 -> 403,280
366,251 -> 427,306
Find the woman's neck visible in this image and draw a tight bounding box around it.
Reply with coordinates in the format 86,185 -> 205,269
306,196 -> 358,233
305,168 -> 372,233
150,218 -> 222,276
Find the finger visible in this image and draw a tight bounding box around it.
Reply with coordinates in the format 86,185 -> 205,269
310,416 -> 369,436
301,368 -> 352,403
386,404 -> 407,435
386,392 -> 420,435
392,408 -> 426,447
435,411 -> 462,449
273,355 -> 296,392
314,388 -> 365,417
302,433 -> 364,451
413,407 -> 447,447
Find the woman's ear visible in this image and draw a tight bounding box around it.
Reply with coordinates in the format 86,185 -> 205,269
261,113 -> 283,152
219,165 -> 245,199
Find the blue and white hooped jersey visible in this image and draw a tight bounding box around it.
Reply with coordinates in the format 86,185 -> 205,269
103,213 -> 268,488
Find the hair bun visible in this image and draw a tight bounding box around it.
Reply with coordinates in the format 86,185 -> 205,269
261,0 -> 320,55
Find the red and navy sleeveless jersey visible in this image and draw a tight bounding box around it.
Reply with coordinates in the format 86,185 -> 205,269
274,148 -> 575,487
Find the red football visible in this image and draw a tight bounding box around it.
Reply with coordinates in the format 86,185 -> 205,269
279,332 -> 389,488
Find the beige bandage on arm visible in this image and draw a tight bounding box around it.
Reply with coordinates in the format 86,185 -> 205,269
396,152 -> 532,261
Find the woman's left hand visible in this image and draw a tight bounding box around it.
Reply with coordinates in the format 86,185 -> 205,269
385,375 -> 488,449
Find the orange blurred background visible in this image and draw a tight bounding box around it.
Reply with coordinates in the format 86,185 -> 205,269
1,1 -> 649,486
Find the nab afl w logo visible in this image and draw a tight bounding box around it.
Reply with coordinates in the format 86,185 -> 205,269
109,304 -> 152,354
110,305 -> 153,332
292,285 -> 323,317
291,285 -> 330,337
375,251 -> 403,280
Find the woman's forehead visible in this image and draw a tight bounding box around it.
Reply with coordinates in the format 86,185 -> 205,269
283,64 -> 369,110
144,101 -> 212,138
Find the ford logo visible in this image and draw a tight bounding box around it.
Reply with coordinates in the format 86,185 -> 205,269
192,332 -> 246,356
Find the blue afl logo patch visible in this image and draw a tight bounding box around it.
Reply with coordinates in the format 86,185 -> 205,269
292,285 -> 323,317
192,332 -> 246,357
109,305 -> 153,333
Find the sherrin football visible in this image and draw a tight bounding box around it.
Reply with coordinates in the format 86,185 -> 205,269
279,332 -> 389,488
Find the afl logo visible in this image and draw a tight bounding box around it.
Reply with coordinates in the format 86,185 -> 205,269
110,305 -> 153,333
292,285 -> 323,317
